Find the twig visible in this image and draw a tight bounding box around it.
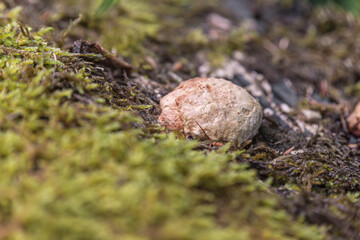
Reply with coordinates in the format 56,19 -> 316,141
59,14 -> 83,48
283,146 -> 295,155
195,120 -> 211,140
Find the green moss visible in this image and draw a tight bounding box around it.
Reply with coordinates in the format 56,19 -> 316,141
61,0 -> 209,59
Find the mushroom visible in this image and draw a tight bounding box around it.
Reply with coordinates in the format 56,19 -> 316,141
158,77 -> 263,144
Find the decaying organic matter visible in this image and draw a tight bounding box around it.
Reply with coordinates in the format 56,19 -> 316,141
348,101 -> 360,136
158,77 -> 263,143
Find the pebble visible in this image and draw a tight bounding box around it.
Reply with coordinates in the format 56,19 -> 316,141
264,108 -> 274,117
271,78 -> 297,107
280,103 -> 291,113
301,109 -> 322,123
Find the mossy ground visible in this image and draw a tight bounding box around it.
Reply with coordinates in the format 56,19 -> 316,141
0,0 -> 359,239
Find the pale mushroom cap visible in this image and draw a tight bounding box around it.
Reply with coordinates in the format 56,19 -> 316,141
158,77 -> 263,143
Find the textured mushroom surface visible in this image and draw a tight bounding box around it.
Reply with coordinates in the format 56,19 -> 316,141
158,77 -> 263,143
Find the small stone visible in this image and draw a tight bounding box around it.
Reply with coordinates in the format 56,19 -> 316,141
348,101 -> 360,136
232,73 -> 251,88
206,13 -> 232,31
280,103 -> 291,113
301,109 -> 322,123
172,61 -> 183,72
271,78 -> 297,107
158,77 -> 263,143
264,108 -> 274,117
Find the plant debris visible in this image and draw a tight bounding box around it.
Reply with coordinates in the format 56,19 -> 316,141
348,101 -> 360,136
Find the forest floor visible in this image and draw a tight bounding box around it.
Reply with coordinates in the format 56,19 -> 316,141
1,0 -> 360,239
